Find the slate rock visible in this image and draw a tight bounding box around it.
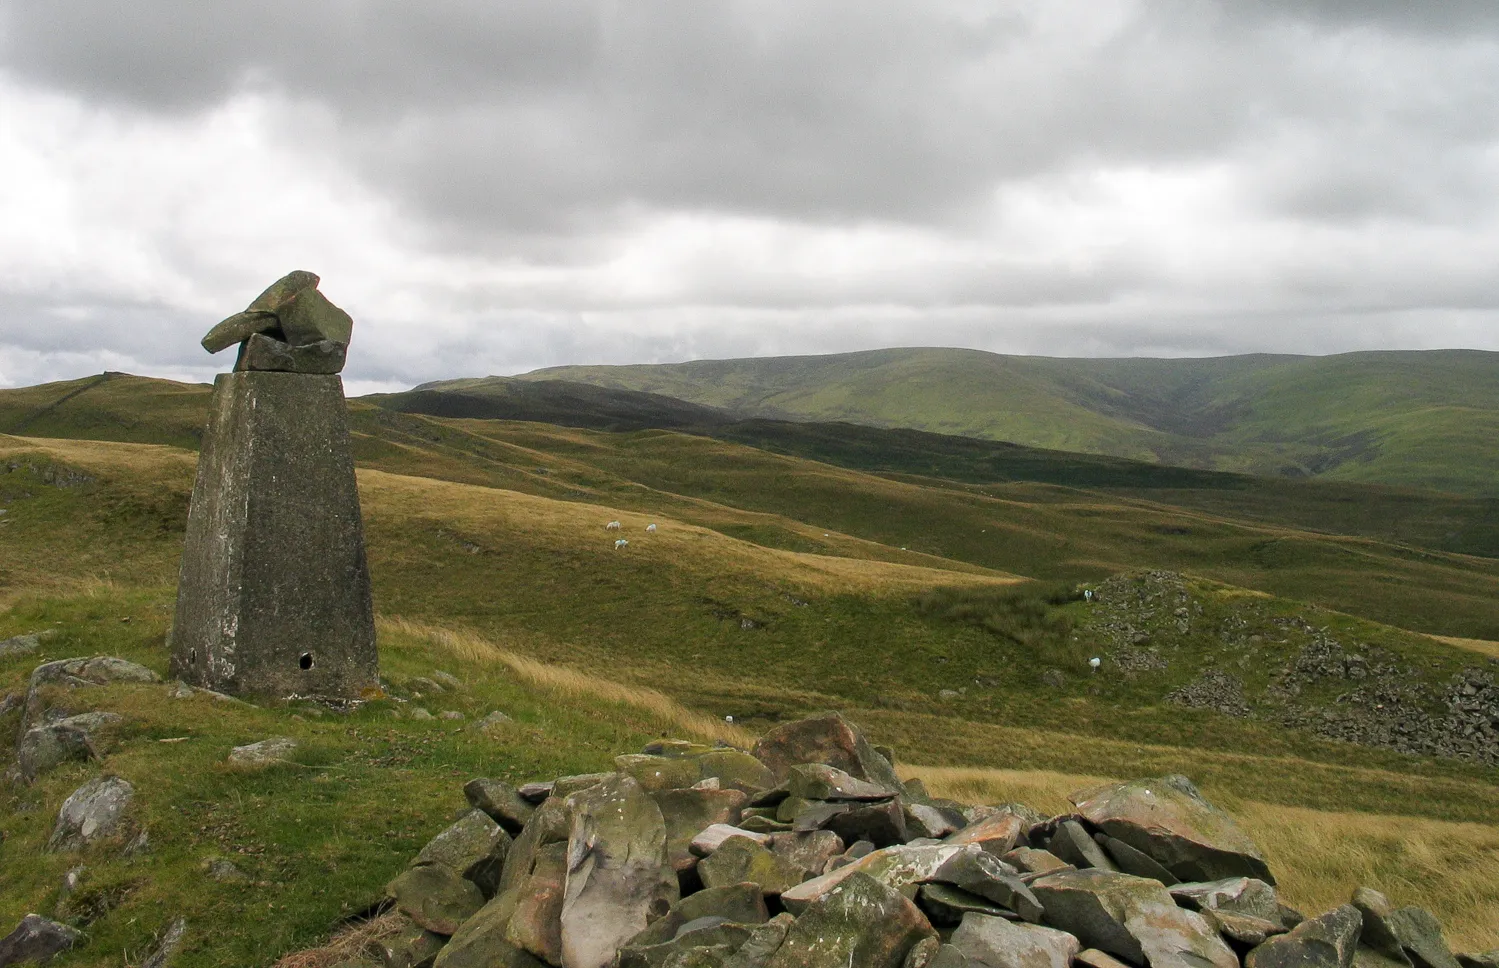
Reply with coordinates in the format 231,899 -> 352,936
205,857 -> 249,883
24,656 -> 159,726
629,883 -> 769,948
559,773 -> 678,968
1047,820 -> 1117,872
1382,906 -> 1462,968
904,937 -> 942,968
949,912 -> 1081,968
785,763 -> 899,801
17,724 -> 96,781
1207,910 -> 1285,946
1030,868 -> 1238,968
767,831 -> 843,878
917,884 -> 1012,926
201,311 -> 281,355
496,796 -> 572,897
692,825 -> 772,857
227,737 -> 297,766
463,778 -> 535,835
0,914 -> 82,966
1076,949 -> 1134,968
618,754 -> 704,793
1096,834 -> 1177,884
617,922 -> 753,968
518,782 -> 554,804
47,775 -> 133,851
1247,904 -> 1363,968
697,836 -> 805,895
751,712 -> 903,791
929,848 -> 1043,922
722,913 -> 795,968
387,864 -> 485,936
825,798 -> 908,848
928,946 -> 971,968
1351,888 -> 1411,966
905,803 -> 962,840
1001,848 -> 1071,876
432,894 -> 547,968
693,750 -> 777,794
764,871 -> 935,968
1172,877 -> 1280,921
377,920 -> 448,968
655,787 -> 748,872
1071,775 -> 1273,884
551,773 -> 612,799
781,843 -> 970,913
415,809 -> 511,898
276,283 -> 354,346
505,841 -> 568,964
948,813 -> 1027,857
1456,955 -> 1499,968
235,333 -> 346,374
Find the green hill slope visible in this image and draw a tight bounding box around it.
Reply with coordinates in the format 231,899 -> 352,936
500,347 -> 1499,495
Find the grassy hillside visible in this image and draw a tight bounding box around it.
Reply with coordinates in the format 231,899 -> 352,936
504,347 -> 1499,496
2,432 -> 1498,964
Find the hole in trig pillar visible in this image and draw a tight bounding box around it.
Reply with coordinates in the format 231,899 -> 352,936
299,652 -> 314,671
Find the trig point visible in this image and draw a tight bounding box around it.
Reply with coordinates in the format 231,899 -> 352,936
169,271 -> 378,698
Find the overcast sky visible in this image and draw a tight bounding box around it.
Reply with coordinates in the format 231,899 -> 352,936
2,1 -> 1497,393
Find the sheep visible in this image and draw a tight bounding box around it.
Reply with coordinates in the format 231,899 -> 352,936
1089,657 -> 1102,672
606,521 -> 622,531
1083,589 -> 1094,602
614,538 -> 629,550
645,523 -> 657,533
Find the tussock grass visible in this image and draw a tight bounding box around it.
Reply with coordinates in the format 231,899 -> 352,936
269,911 -> 404,968
380,616 -> 757,747
909,764 -> 1499,949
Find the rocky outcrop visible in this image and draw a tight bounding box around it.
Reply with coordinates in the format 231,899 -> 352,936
47,776 -> 134,852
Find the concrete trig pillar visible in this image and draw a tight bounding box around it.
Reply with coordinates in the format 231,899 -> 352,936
169,272 -> 378,697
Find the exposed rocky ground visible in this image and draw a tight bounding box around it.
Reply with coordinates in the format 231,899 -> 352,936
201,711 -> 1490,968
1082,572 -> 1499,765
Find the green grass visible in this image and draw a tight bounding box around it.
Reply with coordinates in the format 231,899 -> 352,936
506,347 -> 1499,496
0,427 -> 1497,960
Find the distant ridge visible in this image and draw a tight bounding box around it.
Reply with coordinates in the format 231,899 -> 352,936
444,347 -> 1499,496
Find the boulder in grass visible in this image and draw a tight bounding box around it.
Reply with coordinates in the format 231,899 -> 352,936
949,912 -> 1080,968
765,871 -> 935,968
1070,776 -> 1273,884
0,914 -> 82,966
559,773 -> 678,968
1030,868 -> 1238,968
1246,905 -> 1363,968
17,724 -> 97,782
751,713 -> 902,791
227,737 -> 297,766
47,775 -> 134,852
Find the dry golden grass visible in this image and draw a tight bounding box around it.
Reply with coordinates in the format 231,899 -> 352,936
357,466 -> 1017,594
380,615 -> 757,747
0,434 -> 196,479
268,910 -> 403,968
1430,634 -> 1499,660
909,765 -> 1499,949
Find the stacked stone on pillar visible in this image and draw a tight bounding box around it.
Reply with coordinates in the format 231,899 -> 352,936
170,271 -> 378,698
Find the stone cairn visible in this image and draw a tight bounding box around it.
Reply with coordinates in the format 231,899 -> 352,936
366,713 -> 1496,968
168,271 -> 378,699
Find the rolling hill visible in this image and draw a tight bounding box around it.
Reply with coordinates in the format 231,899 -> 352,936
2,371 -> 1499,960
474,347 -> 1499,496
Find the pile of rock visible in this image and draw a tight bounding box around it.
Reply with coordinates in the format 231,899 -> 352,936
368,713 -> 1496,968
200,270 -> 354,374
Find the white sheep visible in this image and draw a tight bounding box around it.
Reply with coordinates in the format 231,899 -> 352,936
645,523 -> 657,533
614,538 -> 629,550
606,521 -> 622,531
1089,657 -> 1102,672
